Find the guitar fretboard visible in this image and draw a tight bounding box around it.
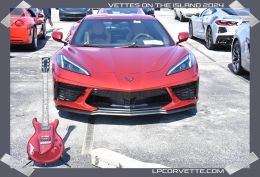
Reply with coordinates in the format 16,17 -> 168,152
41,58 -> 50,130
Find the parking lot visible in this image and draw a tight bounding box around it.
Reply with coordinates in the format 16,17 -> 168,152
10,8 -> 249,168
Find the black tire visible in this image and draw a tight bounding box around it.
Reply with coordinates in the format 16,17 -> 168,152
39,22 -> 46,39
189,21 -> 194,39
29,27 -> 37,50
205,27 -> 215,50
174,10 -> 178,20
232,40 -> 245,75
179,12 -> 185,22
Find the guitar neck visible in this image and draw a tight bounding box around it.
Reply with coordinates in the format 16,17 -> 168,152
42,71 -> 49,130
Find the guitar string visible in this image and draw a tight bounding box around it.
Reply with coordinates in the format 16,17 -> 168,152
42,59 -> 49,129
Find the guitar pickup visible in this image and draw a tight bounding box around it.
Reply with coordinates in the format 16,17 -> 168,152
40,136 -> 51,141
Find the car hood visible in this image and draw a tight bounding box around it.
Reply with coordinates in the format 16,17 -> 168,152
60,45 -> 189,75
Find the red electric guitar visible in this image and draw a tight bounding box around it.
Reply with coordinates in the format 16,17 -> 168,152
27,57 -> 64,164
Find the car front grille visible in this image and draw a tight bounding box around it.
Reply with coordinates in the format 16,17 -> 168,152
86,88 -> 171,109
172,82 -> 199,100
54,82 -> 86,102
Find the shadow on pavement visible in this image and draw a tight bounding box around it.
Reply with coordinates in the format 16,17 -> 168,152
227,63 -> 250,81
63,125 -> 76,144
191,37 -> 231,52
10,36 -> 51,52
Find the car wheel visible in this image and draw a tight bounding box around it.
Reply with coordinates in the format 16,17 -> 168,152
206,27 -> 215,50
179,12 -> 185,22
232,40 -> 245,75
29,27 -> 37,50
174,11 -> 179,20
39,22 -> 46,39
189,21 -> 194,39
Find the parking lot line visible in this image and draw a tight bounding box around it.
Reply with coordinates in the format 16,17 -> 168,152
81,117 -> 96,155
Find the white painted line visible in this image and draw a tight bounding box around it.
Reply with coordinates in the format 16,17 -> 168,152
81,118 -> 95,155
1,154 -> 35,177
90,148 -> 169,168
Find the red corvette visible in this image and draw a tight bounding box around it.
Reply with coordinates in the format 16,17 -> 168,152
10,8 -> 46,50
51,14 -> 199,116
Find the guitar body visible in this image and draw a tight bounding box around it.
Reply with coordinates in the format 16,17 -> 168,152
27,118 -> 64,164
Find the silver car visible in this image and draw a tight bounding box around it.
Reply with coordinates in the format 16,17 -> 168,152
189,8 -> 249,50
231,22 -> 250,74
174,8 -> 205,22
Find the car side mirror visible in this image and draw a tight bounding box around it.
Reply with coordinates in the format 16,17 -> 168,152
177,32 -> 189,44
52,31 -> 67,45
195,13 -> 200,16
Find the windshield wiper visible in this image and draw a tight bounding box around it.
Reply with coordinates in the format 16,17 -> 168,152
75,42 -> 103,47
117,41 -> 166,48
81,42 -> 101,47
117,41 -> 142,48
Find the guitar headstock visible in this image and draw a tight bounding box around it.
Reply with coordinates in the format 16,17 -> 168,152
41,57 -> 50,73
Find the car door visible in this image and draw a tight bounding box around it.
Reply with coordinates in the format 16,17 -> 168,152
193,8 -> 215,39
192,8 -> 208,38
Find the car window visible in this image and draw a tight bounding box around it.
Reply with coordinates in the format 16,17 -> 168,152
27,8 -> 37,17
71,19 -> 174,48
211,8 -> 217,14
10,8 -> 25,16
201,8 -> 215,16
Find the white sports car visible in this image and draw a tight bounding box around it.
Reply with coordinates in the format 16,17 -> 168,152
231,22 -> 250,74
189,8 -> 250,50
174,8 -> 205,22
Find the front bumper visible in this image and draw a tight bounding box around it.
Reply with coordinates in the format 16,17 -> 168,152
53,79 -> 199,116
56,104 -> 196,116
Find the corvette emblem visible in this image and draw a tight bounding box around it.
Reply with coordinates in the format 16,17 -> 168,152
125,76 -> 134,82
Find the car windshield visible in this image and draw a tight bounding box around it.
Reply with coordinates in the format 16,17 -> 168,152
10,8 -> 24,16
102,8 -> 140,14
71,19 -> 174,48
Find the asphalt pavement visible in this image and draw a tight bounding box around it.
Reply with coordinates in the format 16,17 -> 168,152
10,8 -> 249,168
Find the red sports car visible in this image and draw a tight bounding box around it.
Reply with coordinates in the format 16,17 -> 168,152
10,8 -> 46,50
51,14 -> 199,116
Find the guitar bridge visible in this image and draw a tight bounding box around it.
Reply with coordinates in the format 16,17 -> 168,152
40,141 -> 51,145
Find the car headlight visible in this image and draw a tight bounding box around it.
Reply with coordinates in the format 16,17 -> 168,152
56,54 -> 90,76
167,53 -> 196,75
